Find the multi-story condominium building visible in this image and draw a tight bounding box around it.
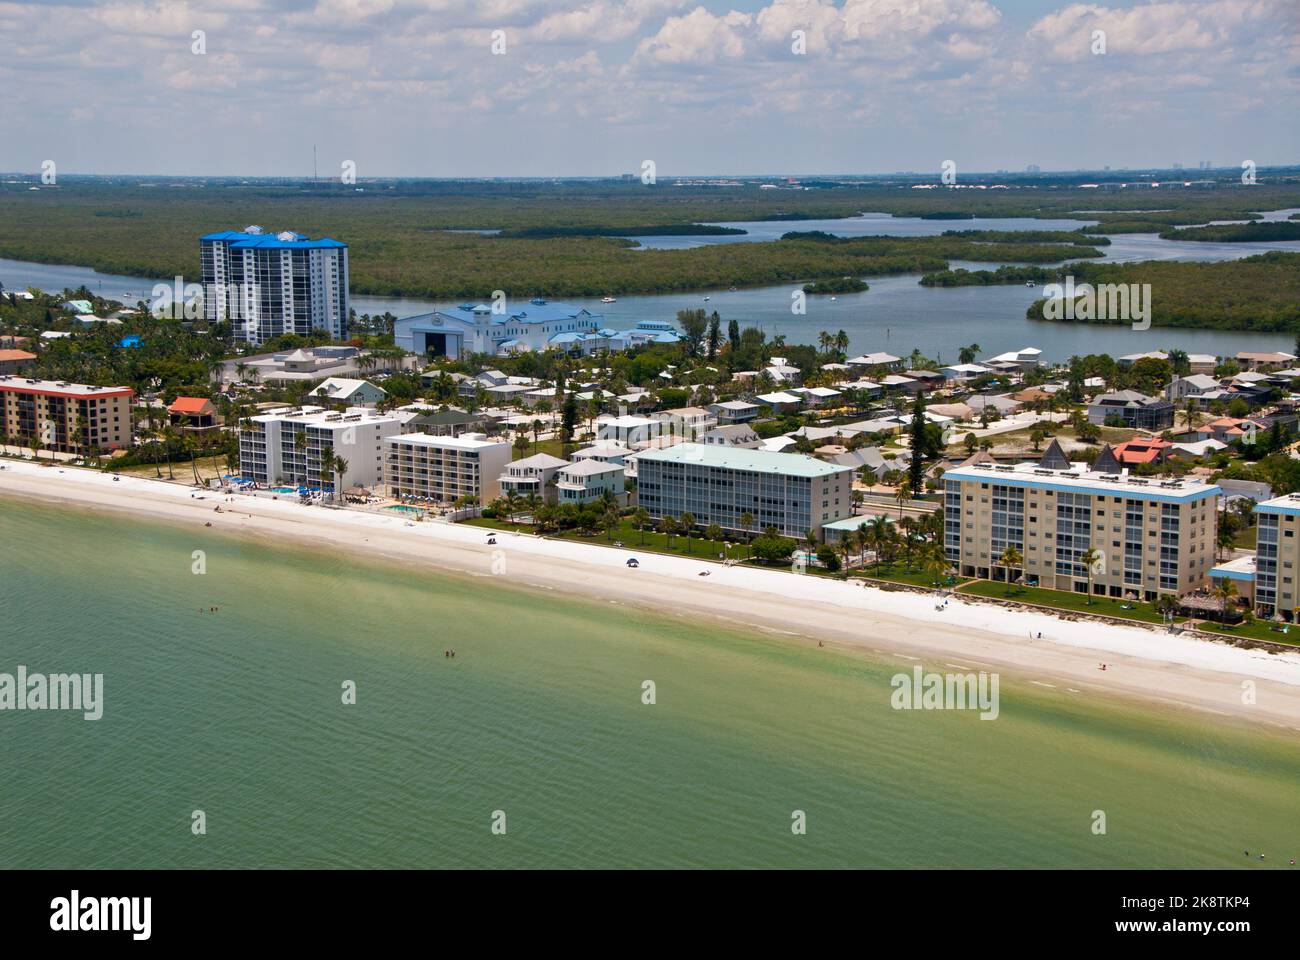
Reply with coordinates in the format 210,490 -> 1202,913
201,226 -> 349,345
0,375 -> 133,454
498,453 -> 569,503
383,433 -> 512,504
1087,390 -> 1175,430
555,459 -> 626,505
943,442 -> 1220,600
1247,493 -> 1300,619
238,407 -> 403,490
635,442 -> 853,538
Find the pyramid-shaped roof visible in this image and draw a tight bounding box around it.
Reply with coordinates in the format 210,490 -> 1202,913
1092,443 -> 1123,474
1038,438 -> 1071,470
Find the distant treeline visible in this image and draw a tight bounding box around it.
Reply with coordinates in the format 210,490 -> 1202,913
1023,253 -> 1300,331
496,224 -> 747,239
941,229 -> 1109,246
1,181 -> 1298,300
1158,221 -> 1300,242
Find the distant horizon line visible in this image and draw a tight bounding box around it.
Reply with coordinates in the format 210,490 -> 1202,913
3,164 -> 1299,183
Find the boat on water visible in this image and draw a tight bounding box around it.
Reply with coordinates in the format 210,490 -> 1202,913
703,296 -> 710,301
1026,281 -> 1036,287
601,296 -> 616,303
830,296 -> 838,301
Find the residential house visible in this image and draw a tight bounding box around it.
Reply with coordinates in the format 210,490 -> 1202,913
0,349 -> 37,375
167,396 -> 220,432
1087,390 -> 1175,430
701,425 -> 763,449
846,352 -> 903,373
708,399 -> 760,424
498,453 -> 569,504
753,391 -> 803,414
310,377 -> 387,408
554,459 -> 626,505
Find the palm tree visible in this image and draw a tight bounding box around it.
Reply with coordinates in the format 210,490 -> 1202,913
922,544 -> 950,587
1212,577 -> 1239,624
705,523 -> 724,556
659,515 -> 678,550
161,425 -> 178,479
680,511 -> 696,554
603,505 -> 621,541
1079,547 -> 1101,603
996,546 -> 1024,596
633,507 -> 650,546
739,511 -> 754,556
867,515 -> 891,570
330,455 -> 348,502
894,481 -> 909,520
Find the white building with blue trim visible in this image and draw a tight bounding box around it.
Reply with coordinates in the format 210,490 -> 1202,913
394,299 -> 680,358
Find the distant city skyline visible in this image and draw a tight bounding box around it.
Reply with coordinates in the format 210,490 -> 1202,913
1,0 -> 1296,178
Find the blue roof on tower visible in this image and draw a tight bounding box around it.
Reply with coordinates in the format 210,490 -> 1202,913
200,230 -> 346,250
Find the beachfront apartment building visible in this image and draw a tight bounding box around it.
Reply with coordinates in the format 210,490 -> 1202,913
238,407 -> 403,491
383,433 -> 512,504
943,445 -> 1220,600
0,375 -> 133,454
1248,494 -> 1300,620
200,226 -> 349,345
634,442 -> 853,539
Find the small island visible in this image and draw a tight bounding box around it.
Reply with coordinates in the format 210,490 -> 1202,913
803,277 -> 868,294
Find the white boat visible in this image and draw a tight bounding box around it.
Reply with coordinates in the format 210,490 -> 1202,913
1026,281 -> 1035,287
830,296 -> 837,301
601,296 -> 616,303
703,296 -> 710,301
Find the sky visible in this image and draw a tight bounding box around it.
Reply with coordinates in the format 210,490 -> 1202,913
1,0 -> 1296,177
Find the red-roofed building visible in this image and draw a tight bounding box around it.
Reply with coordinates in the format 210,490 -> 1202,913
1111,437 -> 1173,466
0,349 -> 36,375
168,396 -> 219,431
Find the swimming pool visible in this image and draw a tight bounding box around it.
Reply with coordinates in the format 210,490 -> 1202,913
384,505 -> 424,515
271,487 -> 298,494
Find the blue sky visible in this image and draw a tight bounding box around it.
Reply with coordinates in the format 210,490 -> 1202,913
1,0 -> 1296,177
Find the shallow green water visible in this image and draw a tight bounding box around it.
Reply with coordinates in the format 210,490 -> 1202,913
1,497 -> 1297,868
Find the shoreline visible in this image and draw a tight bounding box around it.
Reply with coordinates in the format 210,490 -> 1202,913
5,458 -> 1300,730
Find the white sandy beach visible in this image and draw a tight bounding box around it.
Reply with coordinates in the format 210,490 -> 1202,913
5,458 -> 1300,730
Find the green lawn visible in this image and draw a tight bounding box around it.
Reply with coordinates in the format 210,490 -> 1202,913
1194,619 -> 1300,647
958,580 -> 1182,626
463,516 -> 751,562
852,565 -> 971,589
